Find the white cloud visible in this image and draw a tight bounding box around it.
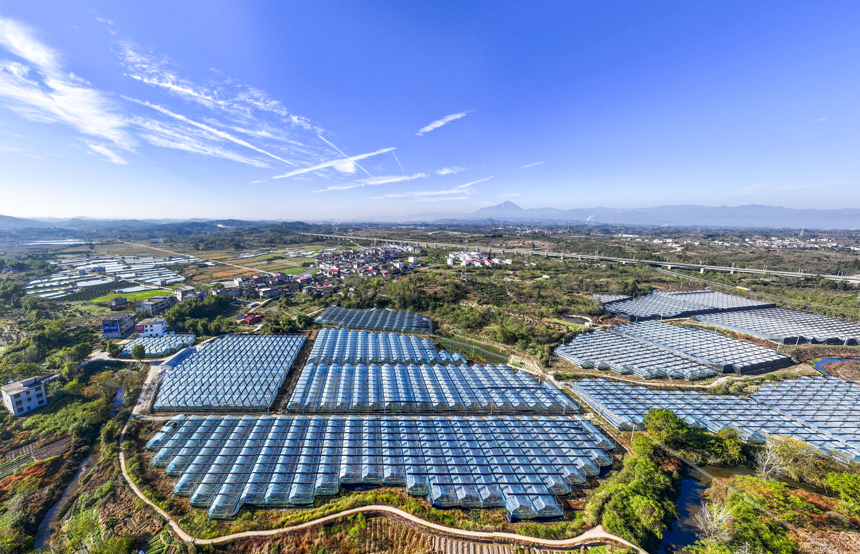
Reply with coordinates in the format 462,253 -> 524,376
273,147 -> 395,179
373,176 -> 492,199
501,193 -> 520,197
417,112 -> 467,135
250,179 -> 266,184
437,166 -> 466,176
86,142 -> 127,164
519,161 -> 545,169
124,96 -> 293,165
311,173 -> 426,193
0,16 -> 133,148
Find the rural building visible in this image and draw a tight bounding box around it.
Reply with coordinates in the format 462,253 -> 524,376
257,287 -> 279,299
2,376 -> 55,416
242,313 -> 263,325
138,295 -> 178,316
136,317 -> 168,337
102,312 -> 137,339
109,297 -> 128,310
173,285 -> 198,302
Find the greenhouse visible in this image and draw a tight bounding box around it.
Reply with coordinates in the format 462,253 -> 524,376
145,413 -> 614,520
315,307 -> 433,334
614,321 -> 789,373
555,330 -> 716,380
153,334 -> 306,412
569,378 -> 860,461
308,329 -> 464,365
752,377 -> 860,459
694,307 -> 860,345
590,294 -> 631,305
287,362 -> 578,414
606,290 -> 773,321
120,334 -> 196,358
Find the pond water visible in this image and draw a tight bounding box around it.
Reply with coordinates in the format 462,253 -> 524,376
564,316 -> 586,324
659,466 -> 755,554
810,357 -> 860,376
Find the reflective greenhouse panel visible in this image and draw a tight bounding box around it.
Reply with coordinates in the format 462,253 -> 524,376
570,377 -> 860,462
146,414 -> 613,520
153,334 -> 306,412
315,307 -> 433,334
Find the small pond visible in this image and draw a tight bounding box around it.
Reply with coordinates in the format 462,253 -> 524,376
810,357 -> 860,377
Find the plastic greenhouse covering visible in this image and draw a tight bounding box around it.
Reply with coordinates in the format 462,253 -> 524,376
315,307 -> 432,333
288,362 -> 578,414
752,377 -> 860,460
121,334 -> 195,358
569,378 -> 860,462
606,290 -> 773,321
308,329 -> 464,364
614,321 -> 789,373
154,334 -> 305,412
555,330 -> 716,380
145,413 -> 613,520
694,307 -> 860,345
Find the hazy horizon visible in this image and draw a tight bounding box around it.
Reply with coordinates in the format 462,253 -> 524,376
1,2 -> 860,219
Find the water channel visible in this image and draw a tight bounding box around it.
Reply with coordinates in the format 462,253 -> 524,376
33,453 -> 98,551
809,357 -> 860,377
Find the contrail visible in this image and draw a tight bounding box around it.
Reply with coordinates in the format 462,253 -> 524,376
271,147 -> 395,179
392,151 -> 406,174
317,134 -> 374,178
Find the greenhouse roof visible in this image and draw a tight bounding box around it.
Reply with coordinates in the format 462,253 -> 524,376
288,362 -> 577,414
121,334 -> 195,358
315,307 -> 432,333
308,329 -> 459,365
569,378 -> 860,462
555,330 -> 716,380
145,413 -> 613,520
694,307 -> 860,345
614,321 -> 789,373
153,334 -> 305,412
606,290 -> 774,321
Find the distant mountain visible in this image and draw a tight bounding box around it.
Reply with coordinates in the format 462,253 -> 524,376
0,215 -> 56,229
401,203 -> 860,229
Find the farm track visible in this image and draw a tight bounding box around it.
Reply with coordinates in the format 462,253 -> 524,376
118,417 -> 645,552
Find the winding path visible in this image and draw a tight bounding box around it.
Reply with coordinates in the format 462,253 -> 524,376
118,418 -> 644,552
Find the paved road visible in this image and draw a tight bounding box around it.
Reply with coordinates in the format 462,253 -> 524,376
305,233 -> 860,283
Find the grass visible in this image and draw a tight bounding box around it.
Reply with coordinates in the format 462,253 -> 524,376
89,289 -> 171,303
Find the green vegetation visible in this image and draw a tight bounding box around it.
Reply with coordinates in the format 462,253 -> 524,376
89,289 -> 171,303
643,408 -> 748,466
164,295 -> 238,335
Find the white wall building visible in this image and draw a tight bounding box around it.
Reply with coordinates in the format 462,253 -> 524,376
135,318 -> 168,337
2,376 -> 54,416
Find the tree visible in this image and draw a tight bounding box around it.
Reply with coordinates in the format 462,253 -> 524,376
643,408 -> 688,446
825,472 -> 860,516
692,501 -> 733,544
131,344 -> 146,362
106,341 -> 121,358
754,445 -> 787,480
295,313 -> 314,328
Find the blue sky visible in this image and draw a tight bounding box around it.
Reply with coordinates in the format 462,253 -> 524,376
0,1 -> 859,220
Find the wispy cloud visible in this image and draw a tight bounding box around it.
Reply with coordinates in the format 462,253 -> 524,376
373,176 -> 492,200
501,193 -> 520,197
86,142 -> 127,164
124,96 -> 292,165
311,173 -> 426,193
273,147 -> 395,179
0,16 -> 133,148
437,166 -> 466,176
417,112 -> 467,136
519,161 -> 545,169
317,134 -> 375,177
250,179 -> 265,184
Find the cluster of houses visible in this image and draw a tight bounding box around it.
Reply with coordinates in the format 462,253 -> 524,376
446,251 -> 513,267
314,247 -> 419,279
102,286 -> 204,339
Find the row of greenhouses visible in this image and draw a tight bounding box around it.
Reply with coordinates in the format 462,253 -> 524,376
555,330 -> 716,380
695,307 -> 860,345
154,335 -> 306,412
606,290 -> 773,321
308,329 -> 465,364
120,334 -> 195,358
752,377 -> 860,456
315,307 -> 432,333
569,378 -> 860,462
287,363 -> 578,414
145,413 -> 614,520
614,321 -> 789,373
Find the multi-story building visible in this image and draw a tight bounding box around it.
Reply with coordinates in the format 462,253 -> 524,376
2,376 -> 54,416
102,312 -> 137,339
135,317 -> 168,337
138,295 -> 178,316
